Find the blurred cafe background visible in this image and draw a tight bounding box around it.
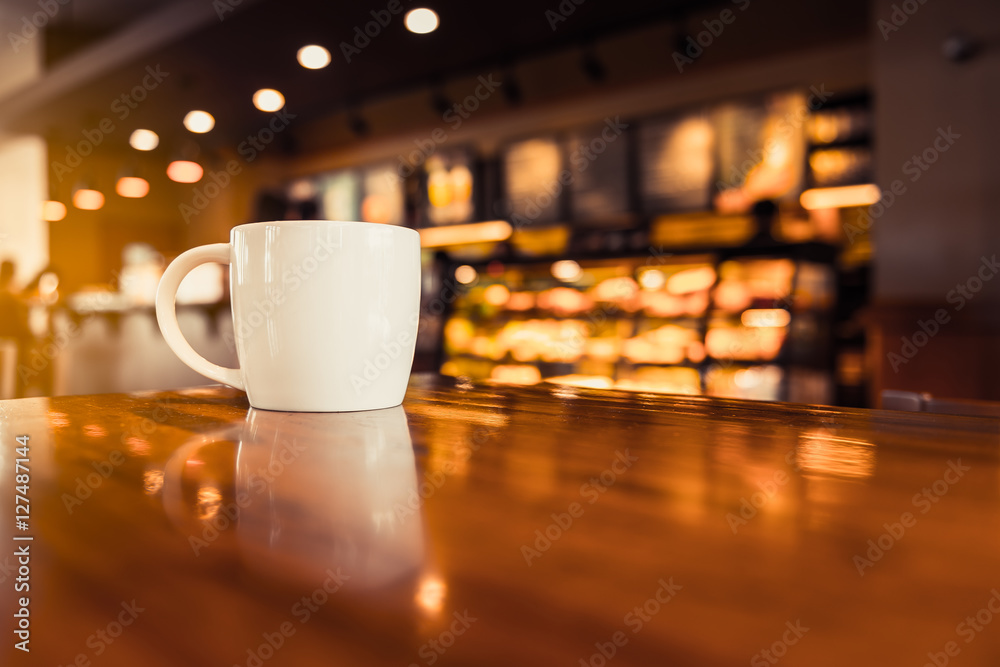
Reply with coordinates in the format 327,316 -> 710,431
0,0 -> 997,407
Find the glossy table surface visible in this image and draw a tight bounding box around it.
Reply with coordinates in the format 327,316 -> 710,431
3,374 -> 1000,666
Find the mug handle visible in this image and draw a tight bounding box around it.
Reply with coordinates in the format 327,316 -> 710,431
155,243 -> 244,391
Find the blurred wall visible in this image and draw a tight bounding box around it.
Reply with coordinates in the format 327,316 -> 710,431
0,0 -> 48,286
869,0 -> 1000,401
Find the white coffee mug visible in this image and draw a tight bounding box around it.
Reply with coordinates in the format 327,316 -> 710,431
155,220 -> 421,412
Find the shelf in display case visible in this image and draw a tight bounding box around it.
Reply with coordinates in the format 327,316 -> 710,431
438,243 -> 837,402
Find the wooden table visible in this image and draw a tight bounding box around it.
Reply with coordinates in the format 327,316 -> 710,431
3,374 -> 1000,666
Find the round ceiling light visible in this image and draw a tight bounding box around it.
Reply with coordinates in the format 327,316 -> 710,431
183,110 -> 215,134
405,8 -> 439,34
297,44 -> 331,69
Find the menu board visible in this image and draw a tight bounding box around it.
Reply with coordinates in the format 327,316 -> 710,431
637,112 -> 715,213
423,149 -> 475,226
319,170 -> 360,221
361,162 -> 405,225
502,137 -> 563,225
566,123 -> 630,226
713,92 -> 807,210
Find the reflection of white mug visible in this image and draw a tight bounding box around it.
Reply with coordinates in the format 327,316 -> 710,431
155,220 -> 421,412
163,406 -> 425,590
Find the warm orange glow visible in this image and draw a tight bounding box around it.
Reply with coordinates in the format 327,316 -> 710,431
551,260 -> 582,282
667,266 -> 716,294
454,265 -> 478,285
799,184 -> 880,210
415,576 -> 447,615
167,161 -> 203,183
419,220 -> 512,248
72,189 -> 105,210
484,284 -> 510,306
41,200 -> 66,221
741,309 -> 791,328
116,176 -> 150,198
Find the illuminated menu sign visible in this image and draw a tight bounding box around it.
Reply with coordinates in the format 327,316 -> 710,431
424,150 -> 475,226
319,170 -> 360,221
361,162 -> 405,225
566,123 -> 630,226
503,137 -> 563,225
638,112 -> 716,213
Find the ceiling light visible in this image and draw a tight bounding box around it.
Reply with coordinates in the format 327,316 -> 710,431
167,160 -> 203,183
297,44 -> 331,69
116,176 -> 150,198
405,8 -> 439,34
129,129 -> 159,151
41,200 -> 66,221
72,189 -> 104,210
253,88 -> 285,112
183,110 -> 215,134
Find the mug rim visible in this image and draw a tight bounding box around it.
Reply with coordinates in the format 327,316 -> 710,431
231,219 -> 419,238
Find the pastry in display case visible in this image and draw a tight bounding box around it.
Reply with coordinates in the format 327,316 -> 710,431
439,251 -> 835,402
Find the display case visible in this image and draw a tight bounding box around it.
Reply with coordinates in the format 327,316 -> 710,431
439,244 -> 836,402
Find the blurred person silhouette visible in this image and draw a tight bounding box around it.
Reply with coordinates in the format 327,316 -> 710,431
0,259 -> 32,398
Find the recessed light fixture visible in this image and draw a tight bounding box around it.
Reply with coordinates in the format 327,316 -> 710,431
116,176 -> 150,198
72,189 -> 105,210
129,129 -> 159,151
297,44 -> 331,69
405,8 -> 439,34
253,88 -> 285,112
41,200 -> 67,221
183,110 -> 215,134
167,160 -> 203,183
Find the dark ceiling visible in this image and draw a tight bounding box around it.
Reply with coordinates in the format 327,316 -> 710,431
6,0 -> 733,152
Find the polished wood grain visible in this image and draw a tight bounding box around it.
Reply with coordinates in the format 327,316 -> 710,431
3,374 -> 1000,667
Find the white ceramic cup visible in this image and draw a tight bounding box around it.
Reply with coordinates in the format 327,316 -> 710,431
155,220 -> 421,412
